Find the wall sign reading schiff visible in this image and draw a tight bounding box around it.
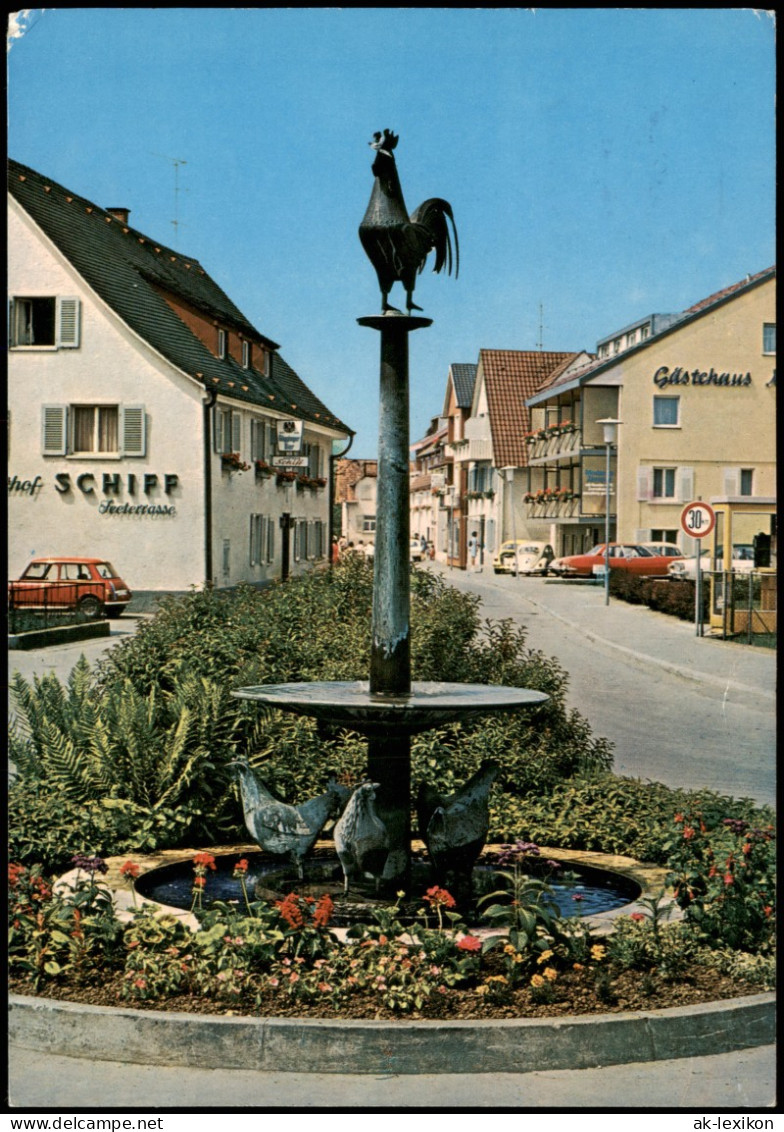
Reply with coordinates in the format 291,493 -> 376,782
653,366 -> 752,388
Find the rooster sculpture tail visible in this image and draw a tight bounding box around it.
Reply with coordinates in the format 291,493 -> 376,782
409,198 -> 459,280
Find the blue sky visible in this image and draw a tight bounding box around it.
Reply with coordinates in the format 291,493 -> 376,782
8,8 -> 776,456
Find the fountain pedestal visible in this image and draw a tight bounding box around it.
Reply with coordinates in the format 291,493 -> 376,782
234,313 -> 549,893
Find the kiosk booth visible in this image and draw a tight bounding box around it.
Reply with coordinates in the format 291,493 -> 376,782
709,498 -> 777,639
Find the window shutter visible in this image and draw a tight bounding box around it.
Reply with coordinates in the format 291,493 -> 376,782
634,528 -> 649,543
722,467 -> 740,497
678,467 -> 694,503
636,466 -> 651,501
267,516 -> 275,562
56,298 -> 81,348
232,412 -> 242,454
42,405 -> 68,455
120,405 -> 146,456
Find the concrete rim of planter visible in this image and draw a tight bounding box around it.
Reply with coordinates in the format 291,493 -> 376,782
9,991 -> 775,1075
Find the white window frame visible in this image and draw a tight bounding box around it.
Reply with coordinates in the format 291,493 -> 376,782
41,403 -> 146,457
242,340 -> 251,369
652,467 -> 676,500
762,323 -> 776,355
740,468 -> 754,497
250,514 -> 276,566
217,328 -> 228,359
653,396 -> 680,428
9,296 -> 81,349
214,407 -> 242,455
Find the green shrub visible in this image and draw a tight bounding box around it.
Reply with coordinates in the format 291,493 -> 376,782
609,571 -> 709,622
10,559 -> 614,864
488,774 -> 775,864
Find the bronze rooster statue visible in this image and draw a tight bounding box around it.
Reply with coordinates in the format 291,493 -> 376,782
333,780 -> 390,895
229,760 -> 349,879
417,760 -> 500,879
359,129 -> 459,314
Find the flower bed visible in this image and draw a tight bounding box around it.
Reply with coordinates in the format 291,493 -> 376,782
9,830 -> 774,1021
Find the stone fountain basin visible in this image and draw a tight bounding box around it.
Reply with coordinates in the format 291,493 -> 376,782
232,680 -> 549,736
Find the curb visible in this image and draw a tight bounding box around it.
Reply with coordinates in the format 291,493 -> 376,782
523,593 -> 775,703
8,621 -> 111,651
9,992 -> 775,1075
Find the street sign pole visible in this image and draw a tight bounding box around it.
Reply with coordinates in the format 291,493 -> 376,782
695,540 -> 702,636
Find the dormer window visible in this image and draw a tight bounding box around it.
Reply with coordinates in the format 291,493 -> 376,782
217,328 -> 227,359
242,340 -> 251,369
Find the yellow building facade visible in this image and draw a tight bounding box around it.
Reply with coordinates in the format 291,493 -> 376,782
526,268 -> 776,561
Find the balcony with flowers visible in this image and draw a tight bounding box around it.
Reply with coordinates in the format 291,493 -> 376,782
525,420 -> 580,464
524,485 -> 582,519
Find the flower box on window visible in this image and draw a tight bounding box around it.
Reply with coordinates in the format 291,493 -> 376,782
221,452 -> 250,473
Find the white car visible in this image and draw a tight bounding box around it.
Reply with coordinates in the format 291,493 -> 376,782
668,544 -> 755,580
641,542 -> 684,558
494,541 -> 554,576
410,538 -> 426,563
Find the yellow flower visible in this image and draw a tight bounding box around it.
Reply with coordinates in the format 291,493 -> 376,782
486,975 -> 508,985
537,949 -> 554,964
573,962 -> 584,971
591,944 -> 606,961
530,974 -> 545,988
503,943 -> 517,955
543,967 -> 558,982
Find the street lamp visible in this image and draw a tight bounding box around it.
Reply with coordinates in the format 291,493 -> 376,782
596,418 -> 621,606
501,467 -> 518,577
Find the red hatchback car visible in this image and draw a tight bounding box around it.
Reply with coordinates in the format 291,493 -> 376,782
8,557 -> 132,619
548,543 -> 683,578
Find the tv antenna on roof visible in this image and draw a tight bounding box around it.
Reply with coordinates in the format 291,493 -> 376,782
152,153 -> 188,247
536,301 -> 545,352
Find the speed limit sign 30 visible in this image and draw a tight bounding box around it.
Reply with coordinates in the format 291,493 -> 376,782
681,501 -> 715,539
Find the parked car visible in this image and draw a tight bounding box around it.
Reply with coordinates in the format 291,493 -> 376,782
8,557 -> 132,618
410,538 -> 426,563
667,544 -> 756,580
641,542 -> 684,558
548,543 -> 683,578
494,541 -> 554,575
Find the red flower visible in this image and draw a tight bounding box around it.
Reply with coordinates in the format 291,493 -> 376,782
192,875 -> 206,888
424,886 -> 456,909
630,912 -> 646,922
457,935 -> 482,952
682,826 -> 695,840
723,872 -> 734,886
120,861 -> 141,879
8,863 -> 26,888
276,894 -> 305,929
314,894 -> 334,928
233,859 -> 249,879
192,852 -> 217,870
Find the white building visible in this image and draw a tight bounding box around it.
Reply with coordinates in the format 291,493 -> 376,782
8,159 -> 352,595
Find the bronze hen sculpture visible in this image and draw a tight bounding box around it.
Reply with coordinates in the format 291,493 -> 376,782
333,780 -> 390,895
229,760 -> 349,879
359,129 -> 459,314
417,760 -> 499,878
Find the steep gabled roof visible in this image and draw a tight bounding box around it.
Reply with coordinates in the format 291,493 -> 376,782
449,363 -> 477,409
8,158 -> 351,434
478,350 -> 579,467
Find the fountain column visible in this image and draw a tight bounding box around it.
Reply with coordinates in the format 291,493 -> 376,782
358,313 -> 431,885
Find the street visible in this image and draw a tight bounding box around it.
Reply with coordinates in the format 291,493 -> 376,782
427,563 -> 776,808
7,577 -> 776,807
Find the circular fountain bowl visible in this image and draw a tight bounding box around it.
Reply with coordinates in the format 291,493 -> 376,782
232,680 -> 549,736
133,849 -> 641,926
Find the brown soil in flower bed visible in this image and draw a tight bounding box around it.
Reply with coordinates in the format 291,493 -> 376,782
9,968 -> 765,1021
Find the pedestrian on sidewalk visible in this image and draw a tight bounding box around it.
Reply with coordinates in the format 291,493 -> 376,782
468,531 -> 479,570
